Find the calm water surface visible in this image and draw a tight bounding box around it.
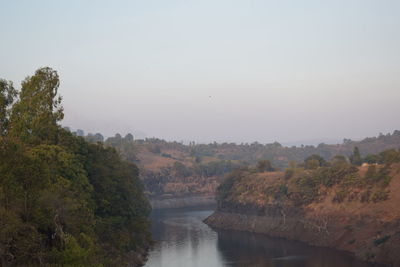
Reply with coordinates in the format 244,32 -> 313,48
144,207 -> 379,267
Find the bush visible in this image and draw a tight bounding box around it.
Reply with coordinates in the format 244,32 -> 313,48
161,153 -> 172,158
363,154 -> 381,164
289,173 -> 318,204
348,239 -> 356,244
370,189 -> 389,203
373,235 -> 391,246
216,169 -> 244,202
379,149 -> 400,164
333,188 -> 347,203
266,184 -> 288,200
316,163 -> 358,187
360,190 -> 371,202
284,168 -> 294,180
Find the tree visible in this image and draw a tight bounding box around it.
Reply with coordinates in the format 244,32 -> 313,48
0,68 -> 151,266
331,155 -> 347,165
124,133 -> 134,142
9,67 -> 63,144
379,149 -> 400,164
349,146 -> 362,166
363,154 -> 381,164
257,159 -> 274,172
0,79 -> 16,135
304,154 -> 326,169
173,161 -> 190,177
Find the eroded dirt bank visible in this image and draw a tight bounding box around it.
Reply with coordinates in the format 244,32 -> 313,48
205,164 -> 400,266
205,203 -> 400,266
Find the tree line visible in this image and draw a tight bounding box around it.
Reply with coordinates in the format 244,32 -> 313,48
0,68 -> 150,266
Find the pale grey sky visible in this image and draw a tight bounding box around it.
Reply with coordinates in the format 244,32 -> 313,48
1,0 -> 399,143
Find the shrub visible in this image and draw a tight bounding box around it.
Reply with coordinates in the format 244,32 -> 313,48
316,163 -> 358,187
266,184 -> 288,200
360,190 -> 371,202
370,189 -> 389,203
373,235 -> 391,246
333,188 -> 347,203
284,168 -> 294,180
289,172 -> 318,204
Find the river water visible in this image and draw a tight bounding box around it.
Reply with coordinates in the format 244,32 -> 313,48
144,207 -> 379,267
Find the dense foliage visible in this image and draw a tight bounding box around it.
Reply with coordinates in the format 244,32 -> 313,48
0,68 -> 150,266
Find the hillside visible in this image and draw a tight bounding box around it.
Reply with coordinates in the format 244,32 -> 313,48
205,150 -> 400,266
80,131 -> 400,202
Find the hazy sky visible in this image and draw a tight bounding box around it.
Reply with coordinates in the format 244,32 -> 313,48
1,0 -> 399,144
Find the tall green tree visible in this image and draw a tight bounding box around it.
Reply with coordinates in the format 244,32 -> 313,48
0,79 -> 16,136
9,67 -> 63,144
1,68 -> 151,266
257,159 -> 274,172
349,146 -> 362,166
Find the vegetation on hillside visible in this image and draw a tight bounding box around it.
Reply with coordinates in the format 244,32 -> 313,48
75,129 -> 400,199
0,68 -> 150,266
217,147 -> 400,207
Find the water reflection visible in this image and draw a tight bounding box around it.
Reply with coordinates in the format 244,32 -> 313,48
144,207 -> 380,267
216,229 -> 377,267
145,208 -> 224,267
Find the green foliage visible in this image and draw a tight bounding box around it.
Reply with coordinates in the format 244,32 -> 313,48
216,169 -> 245,202
147,143 -> 161,154
379,149 -> 400,164
365,164 -> 392,187
9,67 -> 63,145
266,184 -> 288,200
348,239 -> 356,244
303,154 -> 327,170
315,162 -> 358,187
256,159 -> 274,172
193,160 -> 244,177
284,168 -> 294,180
373,235 -> 391,246
349,146 -> 362,166
365,165 -> 377,182
363,154 -> 381,164
333,188 -> 348,203
173,161 -> 191,177
0,68 -> 150,266
370,189 -> 389,203
104,133 -> 138,162
0,79 -> 17,135
288,172 -> 319,205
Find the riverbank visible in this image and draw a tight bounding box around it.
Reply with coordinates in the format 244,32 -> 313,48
205,206 -> 399,266
205,163 -> 400,266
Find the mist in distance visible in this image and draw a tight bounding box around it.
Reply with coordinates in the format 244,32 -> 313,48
1,0 -> 399,144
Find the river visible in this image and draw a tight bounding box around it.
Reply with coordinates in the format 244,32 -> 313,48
144,207 -> 380,267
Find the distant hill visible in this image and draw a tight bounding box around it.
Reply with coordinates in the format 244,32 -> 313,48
79,130 -> 400,199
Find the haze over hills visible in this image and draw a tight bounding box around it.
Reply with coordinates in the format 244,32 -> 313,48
74,128 -> 400,202
2,1 -> 400,266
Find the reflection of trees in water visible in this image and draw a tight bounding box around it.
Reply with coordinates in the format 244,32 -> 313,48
151,209 -> 216,253
216,229 -> 374,267
147,209 -> 224,267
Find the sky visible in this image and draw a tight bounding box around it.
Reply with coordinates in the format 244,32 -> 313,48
1,0 -> 399,144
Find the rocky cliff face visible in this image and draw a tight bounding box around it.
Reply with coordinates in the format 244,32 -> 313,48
205,164 -> 400,266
